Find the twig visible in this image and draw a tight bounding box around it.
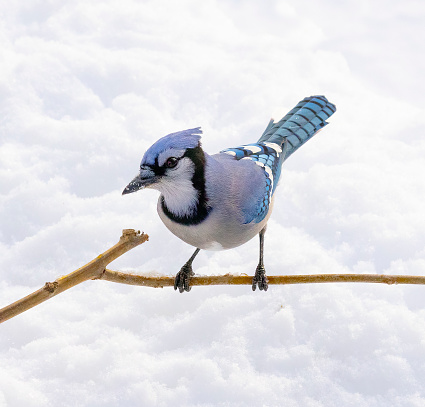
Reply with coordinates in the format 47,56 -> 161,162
0,229 -> 148,323
100,270 -> 425,287
2,228 -> 425,324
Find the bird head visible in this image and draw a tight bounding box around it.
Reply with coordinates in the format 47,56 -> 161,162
122,127 -> 204,198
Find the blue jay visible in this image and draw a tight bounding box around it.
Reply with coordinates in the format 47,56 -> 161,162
123,95 -> 336,292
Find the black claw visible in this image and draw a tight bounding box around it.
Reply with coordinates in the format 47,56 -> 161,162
174,263 -> 195,293
252,264 -> 268,292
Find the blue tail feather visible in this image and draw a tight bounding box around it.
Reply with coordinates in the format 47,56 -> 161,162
219,95 -> 336,224
258,95 -> 336,160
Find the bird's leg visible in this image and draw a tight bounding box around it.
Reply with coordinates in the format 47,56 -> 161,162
174,248 -> 200,293
252,226 -> 268,291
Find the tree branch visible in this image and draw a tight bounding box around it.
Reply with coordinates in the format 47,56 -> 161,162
99,270 -> 425,287
0,229 -> 148,323
2,228 -> 425,324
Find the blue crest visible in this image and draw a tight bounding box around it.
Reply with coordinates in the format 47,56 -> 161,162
142,127 -> 202,166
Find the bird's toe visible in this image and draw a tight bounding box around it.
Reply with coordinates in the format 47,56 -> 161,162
252,264 -> 268,292
174,263 -> 195,293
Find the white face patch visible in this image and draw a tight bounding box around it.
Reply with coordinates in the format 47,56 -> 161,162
152,157 -> 199,217
157,148 -> 186,167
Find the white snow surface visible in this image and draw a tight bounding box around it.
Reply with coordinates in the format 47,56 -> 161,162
1,1 -> 425,406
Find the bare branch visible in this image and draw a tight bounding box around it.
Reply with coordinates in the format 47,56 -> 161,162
0,229 -> 148,324
100,269 -> 425,287
2,228 -> 425,324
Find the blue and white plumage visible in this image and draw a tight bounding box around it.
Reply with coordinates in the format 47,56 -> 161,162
123,95 -> 336,292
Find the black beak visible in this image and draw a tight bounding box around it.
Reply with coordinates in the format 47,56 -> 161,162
122,170 -> 159,195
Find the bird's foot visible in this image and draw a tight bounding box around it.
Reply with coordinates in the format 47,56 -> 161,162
174,262 -> 195,293
252,264 -> 268,292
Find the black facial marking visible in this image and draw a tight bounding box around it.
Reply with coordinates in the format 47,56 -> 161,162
145,155 -> 181,176
161,145 -> 211,225
154,156 -> 166,175
141,158 -> 165,176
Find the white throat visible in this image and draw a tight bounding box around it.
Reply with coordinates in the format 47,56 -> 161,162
154,158 -> 199,217
158,178 -> 199,217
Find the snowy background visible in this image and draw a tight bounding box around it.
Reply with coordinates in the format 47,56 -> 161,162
1,0 -> 425,406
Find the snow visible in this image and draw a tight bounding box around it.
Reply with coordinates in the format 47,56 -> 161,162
1,0 -> 425,405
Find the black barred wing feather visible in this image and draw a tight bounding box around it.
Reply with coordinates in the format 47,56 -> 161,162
221,142 -> 286,224
220,95 -> 336,224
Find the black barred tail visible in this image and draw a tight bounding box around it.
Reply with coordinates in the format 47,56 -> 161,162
258,95 -> 336,160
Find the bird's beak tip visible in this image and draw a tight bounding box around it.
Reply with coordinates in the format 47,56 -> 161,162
122,183 -> 144,196
122,172 -> 157,196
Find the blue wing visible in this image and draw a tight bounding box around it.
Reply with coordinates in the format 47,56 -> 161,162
221,141 -> 287,224
221,95 -> 336,224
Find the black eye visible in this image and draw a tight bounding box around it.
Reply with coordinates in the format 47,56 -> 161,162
165,157 -> 178,168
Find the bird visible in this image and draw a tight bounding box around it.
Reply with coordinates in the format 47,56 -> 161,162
123,95 -> 336,293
